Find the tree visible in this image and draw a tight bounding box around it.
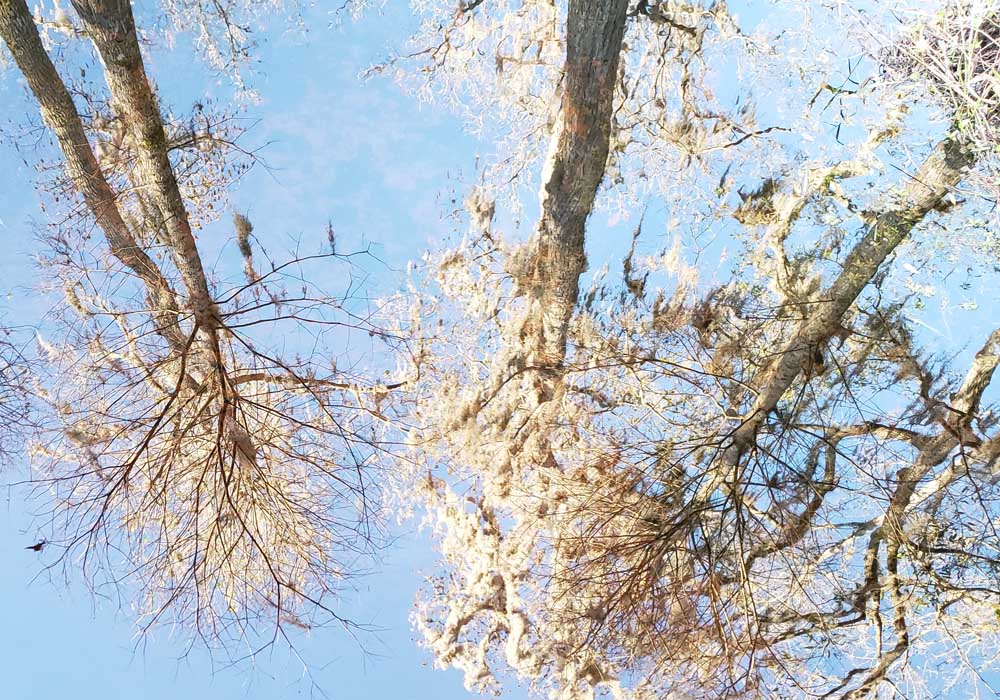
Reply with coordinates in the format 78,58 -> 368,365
393,1 -> 1000,699
4,0 -> 1000,698
0,0 -> 406,650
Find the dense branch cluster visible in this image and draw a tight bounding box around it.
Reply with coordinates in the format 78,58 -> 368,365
390,3 -> 1000,699
1,0 -> 398,648
883,0 -> 1000,152
4,0 -> 1000,698
400,146 -> 1000,698
0,329 -> 30,463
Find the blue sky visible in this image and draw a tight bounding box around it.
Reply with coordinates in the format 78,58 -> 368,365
0,4 -> 529,699
5,3 -> 1000,699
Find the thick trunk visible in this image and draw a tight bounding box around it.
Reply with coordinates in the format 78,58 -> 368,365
70,0 -> 218,330
725,135 -> 974,465
0,0 -> 184,348
528,0 -> 629,366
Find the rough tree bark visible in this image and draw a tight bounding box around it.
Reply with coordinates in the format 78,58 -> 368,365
526,0 -> 629,366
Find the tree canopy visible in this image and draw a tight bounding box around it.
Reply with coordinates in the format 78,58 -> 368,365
3,0 -> 1000,698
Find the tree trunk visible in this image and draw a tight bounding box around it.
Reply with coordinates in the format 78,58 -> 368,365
724,135 -> 974,465
527,0 -> 629,366
0,0 -> 184,349
71,0 -> 219,331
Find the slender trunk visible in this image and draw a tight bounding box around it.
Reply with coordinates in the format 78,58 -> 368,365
527,0 -> 629,366
70,0 -> 218,330
838,325 -> 1000,700
886,326 -> 1000,535
0,0 -> 184,349
724,135 -> 974,464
